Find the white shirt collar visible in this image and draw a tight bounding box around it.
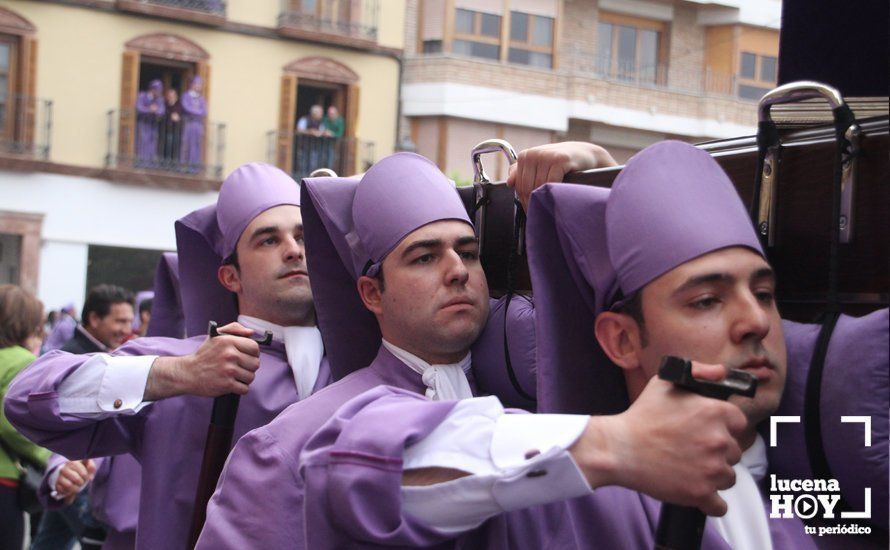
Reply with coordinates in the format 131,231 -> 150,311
238,315 -> 323,400
711,434 -> 773,550
381,339 -> 473,401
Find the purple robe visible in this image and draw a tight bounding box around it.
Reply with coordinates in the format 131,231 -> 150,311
43,313 -> 76,353
198,347 -> 665,549
524,165 -> 819,548
135,91 -> 165,164
5,336 -> 332,549
179,91 -> 206,169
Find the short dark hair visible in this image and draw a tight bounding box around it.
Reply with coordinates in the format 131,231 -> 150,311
375,263 -> 386,291
139,298 -> 153,315
0,285 -> 43,348
222,251 -> 239,270
82,284 -> 134,322
614,290 -> 648,347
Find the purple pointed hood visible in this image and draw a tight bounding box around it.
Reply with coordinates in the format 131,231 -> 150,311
146,253 -> 184,338
528,140 -> 763,414
302,152 -> 471,379
175,162 -> 300,337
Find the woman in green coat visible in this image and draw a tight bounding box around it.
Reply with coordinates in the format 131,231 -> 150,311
0,284 -> 51,550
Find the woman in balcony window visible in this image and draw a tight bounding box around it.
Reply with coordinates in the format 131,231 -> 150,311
135,80 -> 165,168
179,76 -> 207,174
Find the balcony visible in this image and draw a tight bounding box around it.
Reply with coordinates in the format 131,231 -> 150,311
116,0 -> 226,26
578,53 -> 764,101
105,109 -> 226,185
265,131 -> 374,180
278,0 -> 379,48
0,95 -> 52,160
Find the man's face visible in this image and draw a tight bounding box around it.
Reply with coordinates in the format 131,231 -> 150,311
221,205 -> 313,326
634,247 -> 787,426
327,106 -> 338,119
370,220 -> 489,363
87,302 -> 134,349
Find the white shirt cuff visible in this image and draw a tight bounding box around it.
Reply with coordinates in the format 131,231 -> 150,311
47,464 -> 63,500
58,354 -> 157,417
401,397 -> 592,534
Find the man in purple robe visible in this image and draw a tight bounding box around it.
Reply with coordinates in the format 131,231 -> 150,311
179,76 -> 207,173
38,452 -> 141,550
134,79 -> 164,168
43,302 -> 77,353
197,152 -> 749,548
527,140 -> 817,548
4,163 -> 332,549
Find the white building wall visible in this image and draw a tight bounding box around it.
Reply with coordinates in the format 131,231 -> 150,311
37,241 -> 88,312
0,170 -> 218,310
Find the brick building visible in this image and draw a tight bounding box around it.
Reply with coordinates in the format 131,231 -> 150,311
401,0 -> 780,180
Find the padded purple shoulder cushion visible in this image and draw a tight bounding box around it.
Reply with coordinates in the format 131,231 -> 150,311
768,309 -> 888,530
471,294 -> 537,411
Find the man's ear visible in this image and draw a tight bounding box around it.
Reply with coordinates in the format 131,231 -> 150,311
218,265 -> 242,294
594,312 -> 644,371
356,275 -> 383,315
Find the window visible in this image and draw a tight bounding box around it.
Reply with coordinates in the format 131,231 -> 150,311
596,13 -> 666,85
508,11 -> 554,68
737,51 -> 777,101
0,36 -> 17,139
452,8 -> 501,61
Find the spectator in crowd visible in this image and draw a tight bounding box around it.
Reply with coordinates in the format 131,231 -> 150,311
43,303 -> 77,353
135,297 -> 153,338
135,80 -> 165,168
0,285 -> 51,550
61,285 -> 134,354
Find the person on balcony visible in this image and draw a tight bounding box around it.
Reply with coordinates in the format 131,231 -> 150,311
180,76 -> 207,174
322,105 -> 344,172
135,80 -> 164,168
296,104 -> 327,178
161,88 -> 182,169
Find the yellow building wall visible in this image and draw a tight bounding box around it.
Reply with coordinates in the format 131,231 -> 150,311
225,0 -> 280,29
704,25 -> 736,77
224,0 -> 404,50
738,26 -> 779,57
3,0 -> 401,174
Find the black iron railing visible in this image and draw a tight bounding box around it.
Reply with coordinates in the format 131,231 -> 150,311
123,0 -> 226,15
278,0 -> 379,41
106,109 -> 225,178
265,131 -> 374,180
0,95 -> 52,159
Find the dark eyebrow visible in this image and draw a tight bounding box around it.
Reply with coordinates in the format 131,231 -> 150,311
672,272 -> 733,297
249,226 -> 279,241
751,267 -> 776,283
455,236 -> 479,247
401,238 -> 442,258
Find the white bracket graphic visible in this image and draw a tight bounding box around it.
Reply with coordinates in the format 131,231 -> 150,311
770,415 -> 801,447
841,416 -> 872,447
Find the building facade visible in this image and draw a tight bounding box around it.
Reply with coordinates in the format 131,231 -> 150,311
402,0 -> 780,180
0,0 -> 403,312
